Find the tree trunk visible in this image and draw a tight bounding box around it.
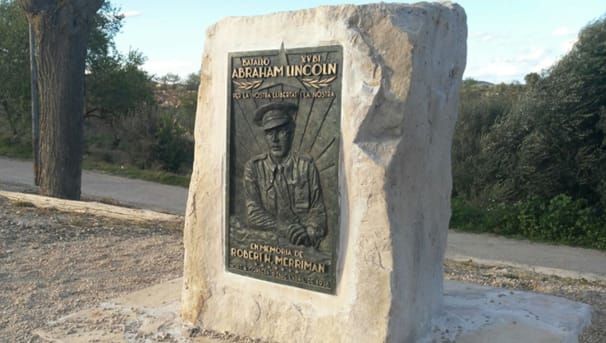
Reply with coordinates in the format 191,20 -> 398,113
20,0 -> 103,199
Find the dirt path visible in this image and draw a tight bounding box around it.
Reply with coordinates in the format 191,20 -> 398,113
0,197 -> 183,342
1,196 -> 604,342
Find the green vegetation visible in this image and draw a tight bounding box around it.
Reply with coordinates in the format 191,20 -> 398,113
0,0 -> 30,140
82,160 -> 190,187
451,195 -> 606,250
0,0 -> 197,185
452,15 -> 606,250
0,136 -> 31,158
2,1 -> 605,248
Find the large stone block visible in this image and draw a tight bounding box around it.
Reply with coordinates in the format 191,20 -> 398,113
183,3 -> 467,342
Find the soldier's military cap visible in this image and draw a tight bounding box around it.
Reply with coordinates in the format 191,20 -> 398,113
253,102 -> 297,130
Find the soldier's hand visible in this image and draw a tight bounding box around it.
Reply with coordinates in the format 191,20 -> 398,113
288,223 -> 310,246
305,226 -> 321,247
277,222 -> 291,237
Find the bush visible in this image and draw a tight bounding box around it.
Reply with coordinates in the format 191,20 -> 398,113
0,134 -> 31,159
451,194 -> 606,250
84,102 -> 194,175
151,111 -> 193,173
450,197 -> 490,233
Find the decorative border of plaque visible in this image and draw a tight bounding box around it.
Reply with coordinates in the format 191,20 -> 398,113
225,45 -> 342,293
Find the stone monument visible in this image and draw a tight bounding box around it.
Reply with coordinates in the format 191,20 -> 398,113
182,2 -> 466,342
22,3 -> 592,342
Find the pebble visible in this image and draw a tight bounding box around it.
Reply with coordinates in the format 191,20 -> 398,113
0,196 -> 183,341
0,196 -> 603,342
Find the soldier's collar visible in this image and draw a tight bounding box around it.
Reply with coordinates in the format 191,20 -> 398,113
264,153 -> 294,172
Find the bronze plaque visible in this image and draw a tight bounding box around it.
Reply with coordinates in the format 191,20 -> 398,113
226,45 -> 342,293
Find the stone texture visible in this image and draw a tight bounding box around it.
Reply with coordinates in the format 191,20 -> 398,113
0,190 -> 181,222
183,3 -> 467,342
31,279 -> 592,343
33,279 -> 184,343
432,281 -> 592,343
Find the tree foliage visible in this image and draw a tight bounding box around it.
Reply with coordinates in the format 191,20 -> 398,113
452,15 -> 606,248
87,0 -> 123,66
454,15 -> 606,208
541,17 -> 606,206
0,0 -> 150,139
85,72 -> 195,174
452,80 -> 524,201
0,0 -> 196,180
0,0 -> 29,136
86,51 -> 154,133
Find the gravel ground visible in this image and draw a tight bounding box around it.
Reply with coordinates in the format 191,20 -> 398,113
0,196 -> 183,342
0,195 -> 604,342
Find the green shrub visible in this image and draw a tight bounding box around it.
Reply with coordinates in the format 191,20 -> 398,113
450,197 -> 491,233
486,201 -> 519,236
151,112 -> 193,173
0,135 -> 31,159
514,196 -> 545,240
451,194 -> 606,250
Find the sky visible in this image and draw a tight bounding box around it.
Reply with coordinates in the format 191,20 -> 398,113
111,0 -> 605,84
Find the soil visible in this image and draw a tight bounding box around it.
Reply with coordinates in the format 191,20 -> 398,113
0,195 -> 604,342
0,196 -> 183,342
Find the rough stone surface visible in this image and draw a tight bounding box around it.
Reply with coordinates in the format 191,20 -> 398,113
1,197 -> 598,342
34,279 -> 184,343
31,279 -> 592,343
0,190 -> 181,222
431,281 -> 592,343
0,195 -> 183,342
183,3 -> 467,342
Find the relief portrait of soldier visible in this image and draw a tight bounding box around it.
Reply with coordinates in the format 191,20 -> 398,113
244,102 -> 327,248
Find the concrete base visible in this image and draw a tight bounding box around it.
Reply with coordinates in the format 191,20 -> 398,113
34,279 -> 591,343
33,279 -> 188,343
429,282 -> 592,343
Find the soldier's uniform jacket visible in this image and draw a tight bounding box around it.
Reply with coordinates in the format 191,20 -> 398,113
244,152 -> 327,241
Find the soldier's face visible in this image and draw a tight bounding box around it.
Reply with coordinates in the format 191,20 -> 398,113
264,123 -> 293,160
